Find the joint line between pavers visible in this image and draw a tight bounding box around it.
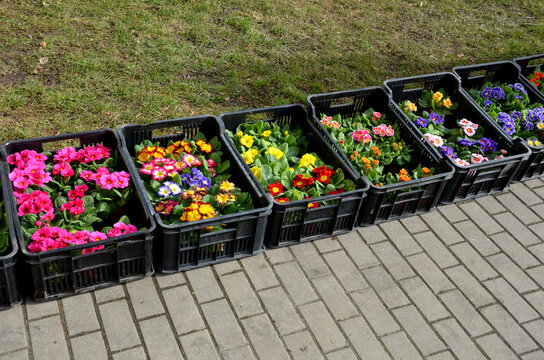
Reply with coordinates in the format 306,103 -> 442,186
90,290 -> 113,357
57,300 -> 76,360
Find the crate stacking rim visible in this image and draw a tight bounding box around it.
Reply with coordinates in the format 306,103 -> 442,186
384,71 -> 530,203
307,86 -> 455,225
118,116 -> 272,273
219,104 -> 369,247
1,129 -> 155,301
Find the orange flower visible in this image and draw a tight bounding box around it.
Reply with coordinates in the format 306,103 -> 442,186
422,167 -> 430,174
399,168 -> 408,175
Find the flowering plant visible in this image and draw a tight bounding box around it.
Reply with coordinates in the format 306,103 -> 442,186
319,109 -> 434,185
226,120 -> 356,206
7,145 -> 140,254
401,90 -> 509,166
133,133 -> 253,228
468,82 -> 544,146
527,67 -> 544,92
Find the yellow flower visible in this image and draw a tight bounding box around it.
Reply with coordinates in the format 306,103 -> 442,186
240,134 -> 254,148
185,210 -> 202,222
261,130 -> 272,137
251,166 -> 261,181
299,153 -> 317,168
289,168 -> 294,171
198,203 -> 215,217
536,141 -> 542,146
242,148 -> 258,164
237,131 -> 243,137
215,193 -> 230,206
528,140 -> 535,146
432,92 -> 443,102
537,122 -> 544,130
219,180 -> 236,192
443,97 -> 452,108
266,147 -> 284,160
285,131 -> 289,136
405,102 -> 417,112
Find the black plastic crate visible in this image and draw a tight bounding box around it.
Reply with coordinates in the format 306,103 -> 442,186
219,104 -> 369,247
384,72 -> 531,203
453,61 -> 544,181
307,87 -> 455,225
1,129 -> 155,301
118,116 -> 273,273
0,195 -> 21,310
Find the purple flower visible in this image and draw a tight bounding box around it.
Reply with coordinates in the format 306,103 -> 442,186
524,121 -> 535,131
481,87 -> 493,99
511,111 -> 523,121
492,87 -> 505,100
527,109 -> 543,122
502,123 -> 515,135
509,82 -> 527,95
429,112 -> 444,125
483,100 -> 493,110
414,117 -> 429,128
477,137 -> 498,153
497,112 -> 514,125
457,138 -> 475,147
439,146 -> 456,158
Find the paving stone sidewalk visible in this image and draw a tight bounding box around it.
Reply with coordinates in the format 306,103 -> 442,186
3,180 -> 544,359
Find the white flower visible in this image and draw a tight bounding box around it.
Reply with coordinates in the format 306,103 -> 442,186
463,125 -> 476,137
455,158 -> 470,166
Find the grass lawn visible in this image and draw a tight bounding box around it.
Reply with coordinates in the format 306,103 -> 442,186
1,0 -> 543,142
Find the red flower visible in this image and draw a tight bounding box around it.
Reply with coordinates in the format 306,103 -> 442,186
268,182 -> 284,196
304,197 -> 318,209
293,174 -> 314,188
328,189 -> 345,195
316,173 -> 331,184
276,197 -> 289,203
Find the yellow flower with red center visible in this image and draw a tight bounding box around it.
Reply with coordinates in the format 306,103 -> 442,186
268,182 -> 283,196
198,203 -> 215,217
399,174 -> 412,182
137,145 -> 166,162
219,180 -> 236,193
422,167 -> 430,174
399,168 -> 408,175
165,141 -> 192,157
432,91 -> 443,102
443,98 -> 453,108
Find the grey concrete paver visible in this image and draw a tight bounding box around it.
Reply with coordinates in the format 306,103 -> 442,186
62,293 -> 100,336
29,315 -> 70,360
241,314 -> 290,360
0,306 -> 27,353
180,330 -> 219,360
283,330 -> 324,360
98,300 -> 141,352
240,253 -> 279,291
258,286 -> 305,335
70,332 -> 108,360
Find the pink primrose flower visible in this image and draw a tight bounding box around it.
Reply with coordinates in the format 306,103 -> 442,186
140,163 -> 155,175
80,170 -> 94,181
98,174 -> 116,190
181,154 -> 202,167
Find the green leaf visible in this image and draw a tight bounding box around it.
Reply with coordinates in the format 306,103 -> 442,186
118,215 -> 131,224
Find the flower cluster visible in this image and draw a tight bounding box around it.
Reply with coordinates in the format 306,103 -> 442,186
227,120 -> 355,206
528,70 -> 544,90
80,168 -> 131,190
469,81 -> 544,146
319,109 -> 432,185
134,133 -> 254,228
352,129 -> 372,144
8,144 -> 139,254
27,222 -> 136,254
401,91 -> 508,166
